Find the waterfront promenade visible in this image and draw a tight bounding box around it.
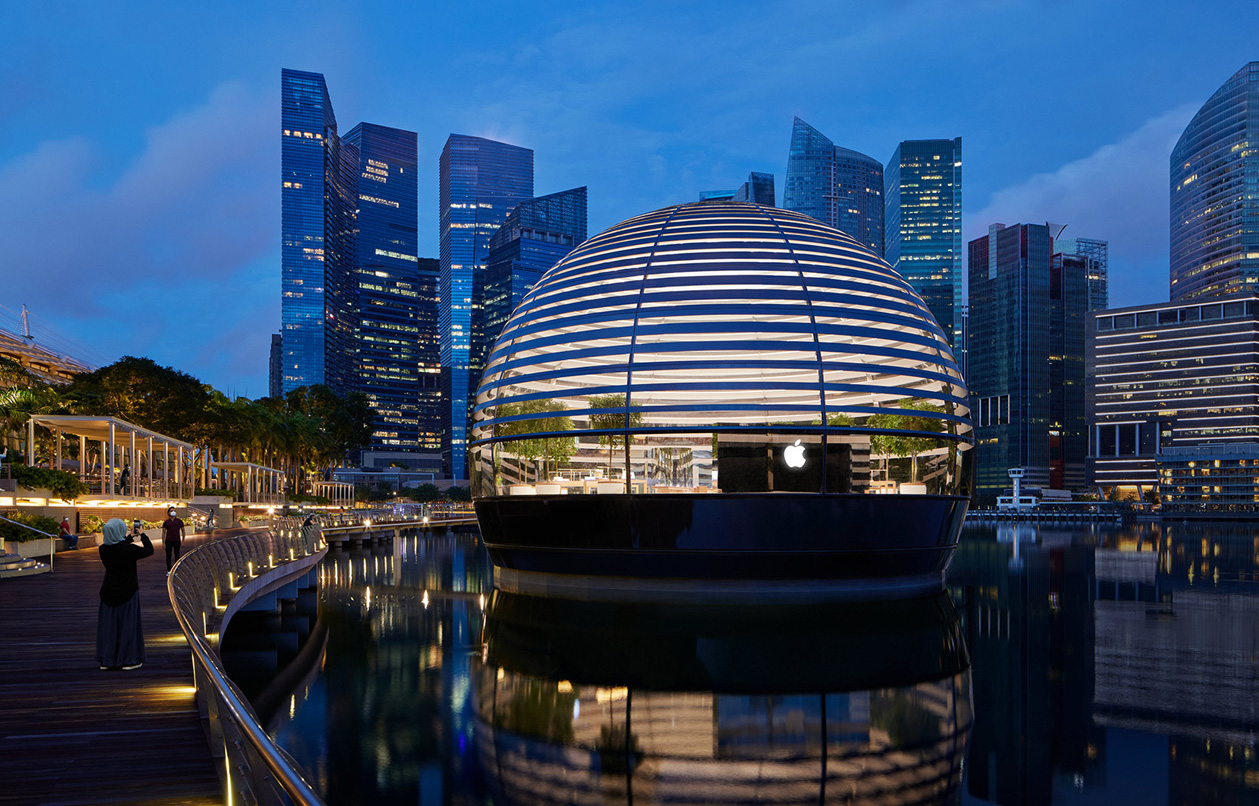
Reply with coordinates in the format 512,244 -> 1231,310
0,530 -> 251,805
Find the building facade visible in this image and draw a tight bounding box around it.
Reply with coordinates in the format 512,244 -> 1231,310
1087,296 -> 1259,503
439,135 -> 534,479
885,138 -> 963,344
476,187 -> 588,371
733,172 -> 775,206
268,333 -> 282,399
1170,62 -> 1259,301
345,123 -> 423,454
783,118 -> 882,254
280,68 -> 359,397
969,223 -> 1103,501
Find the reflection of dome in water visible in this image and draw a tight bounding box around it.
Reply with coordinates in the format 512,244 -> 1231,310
475,591 -> 972,804
469,201 -> 974,598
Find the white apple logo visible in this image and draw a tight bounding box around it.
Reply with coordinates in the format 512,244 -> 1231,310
784,439 -> 806,469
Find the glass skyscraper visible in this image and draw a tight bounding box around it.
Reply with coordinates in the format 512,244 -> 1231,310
280,68 -> 358,397
439,135 -> 534,479
784,117 -> 883,255
476,186 -> 587,372
345,123 -> 422,454
968,223 -> 1106,501
733,172 -> 775,206
1170,62 -> 1259,300
885,138 -> 963,344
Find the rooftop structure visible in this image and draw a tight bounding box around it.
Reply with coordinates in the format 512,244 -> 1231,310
0,326 -> 93,385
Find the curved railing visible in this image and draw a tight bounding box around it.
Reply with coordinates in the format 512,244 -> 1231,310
167,517 -> 329,806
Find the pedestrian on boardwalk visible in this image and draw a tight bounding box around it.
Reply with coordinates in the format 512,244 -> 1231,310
161,507 -> 185,573
118,464 -> 130,495
59,515 -> 78,549
96,517 -> 153,670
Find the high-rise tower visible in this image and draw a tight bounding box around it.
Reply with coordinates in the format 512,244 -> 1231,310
280,68 -> 358,397
885,138 -> 963,344
345,123 -> 421,454
784,118 -> 883,254
1170,62 -> 1259,300
439,135 -> 534,479
476,187 -> 587,372
968,223 -> 1106,501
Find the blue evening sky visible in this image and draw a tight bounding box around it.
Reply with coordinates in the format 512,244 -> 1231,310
1,0 -> 1256,396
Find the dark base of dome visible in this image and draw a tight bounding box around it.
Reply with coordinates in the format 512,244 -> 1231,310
474,492 -> 967,602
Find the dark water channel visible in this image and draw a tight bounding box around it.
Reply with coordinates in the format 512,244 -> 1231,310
235,523 -> 1259,805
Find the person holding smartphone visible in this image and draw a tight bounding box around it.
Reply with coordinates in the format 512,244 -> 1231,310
96,518 -> 153,670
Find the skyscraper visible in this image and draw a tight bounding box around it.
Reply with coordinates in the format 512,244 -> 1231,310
784,118 -> 882,254
1170,62 -> 1259,301
280,68 -> 358,397
968,223 -> 1105,501
344,123 -> 421,455
733,172 -> 775,206
414,258 -> 441,451
476,187 -> 588,371
268,333 -> 282,399
439,135 -> 534,479
885,138 -> 963,343
281,70 -> 440,463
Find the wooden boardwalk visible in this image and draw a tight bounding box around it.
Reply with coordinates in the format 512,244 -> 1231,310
0,532 -> 242,806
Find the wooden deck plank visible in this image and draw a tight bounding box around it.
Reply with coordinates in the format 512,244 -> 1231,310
0,533 -> 230,806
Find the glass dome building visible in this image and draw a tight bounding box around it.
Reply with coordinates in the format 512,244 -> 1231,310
470,201 -> 972,597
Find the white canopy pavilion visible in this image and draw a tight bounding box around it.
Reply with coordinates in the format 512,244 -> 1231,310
26,415 -> 198,503
311,480 -> 354,508
209,461 -> 284,506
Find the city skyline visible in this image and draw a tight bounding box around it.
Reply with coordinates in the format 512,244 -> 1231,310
2,2 -> 1257,395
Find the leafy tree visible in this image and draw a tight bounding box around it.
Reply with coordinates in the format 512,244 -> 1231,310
587,394 -> 643,474
497,399 -> 577,482
444,486 -> 472,502
64,356 -> 211,439
867,399 -> 946,483
1143,488 -> 1160,506
412,483 -> 442,502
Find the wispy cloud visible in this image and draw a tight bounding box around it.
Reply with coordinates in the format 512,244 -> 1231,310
0,80 -> 276,391
0,81 -> 274,313
967,103 -> 1198,306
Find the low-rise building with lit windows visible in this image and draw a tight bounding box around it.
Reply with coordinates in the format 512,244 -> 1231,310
1087,296 -> 1259,507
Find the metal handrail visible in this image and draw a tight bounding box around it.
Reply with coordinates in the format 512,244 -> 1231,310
0,513 -> 56,538
167,518 -> 328,805
0,513 -> 57,571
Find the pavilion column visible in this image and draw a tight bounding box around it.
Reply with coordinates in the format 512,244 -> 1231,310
107,422 -> 116,496
26,418 -> 35,465
78,435 -> 85,483
128,430 -> 136,498
147,436 -> 153,499
55,429 -> 62,472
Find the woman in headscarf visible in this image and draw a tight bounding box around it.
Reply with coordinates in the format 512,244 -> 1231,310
96,517 -> 153,670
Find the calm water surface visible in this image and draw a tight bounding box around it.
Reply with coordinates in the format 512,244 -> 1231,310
257,522 -> 1259,805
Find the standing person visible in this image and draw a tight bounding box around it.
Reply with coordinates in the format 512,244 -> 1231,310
118,464 -> 130,496
96,518 -> 153,671
59,515 -> 78,550
161,507 -> 185,573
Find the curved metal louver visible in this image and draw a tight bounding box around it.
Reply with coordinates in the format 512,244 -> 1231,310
472,201 -> 969,445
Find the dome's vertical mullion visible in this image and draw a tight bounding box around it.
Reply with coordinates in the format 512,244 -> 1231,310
763,207 -> 829,493
623,206 -> 685,488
